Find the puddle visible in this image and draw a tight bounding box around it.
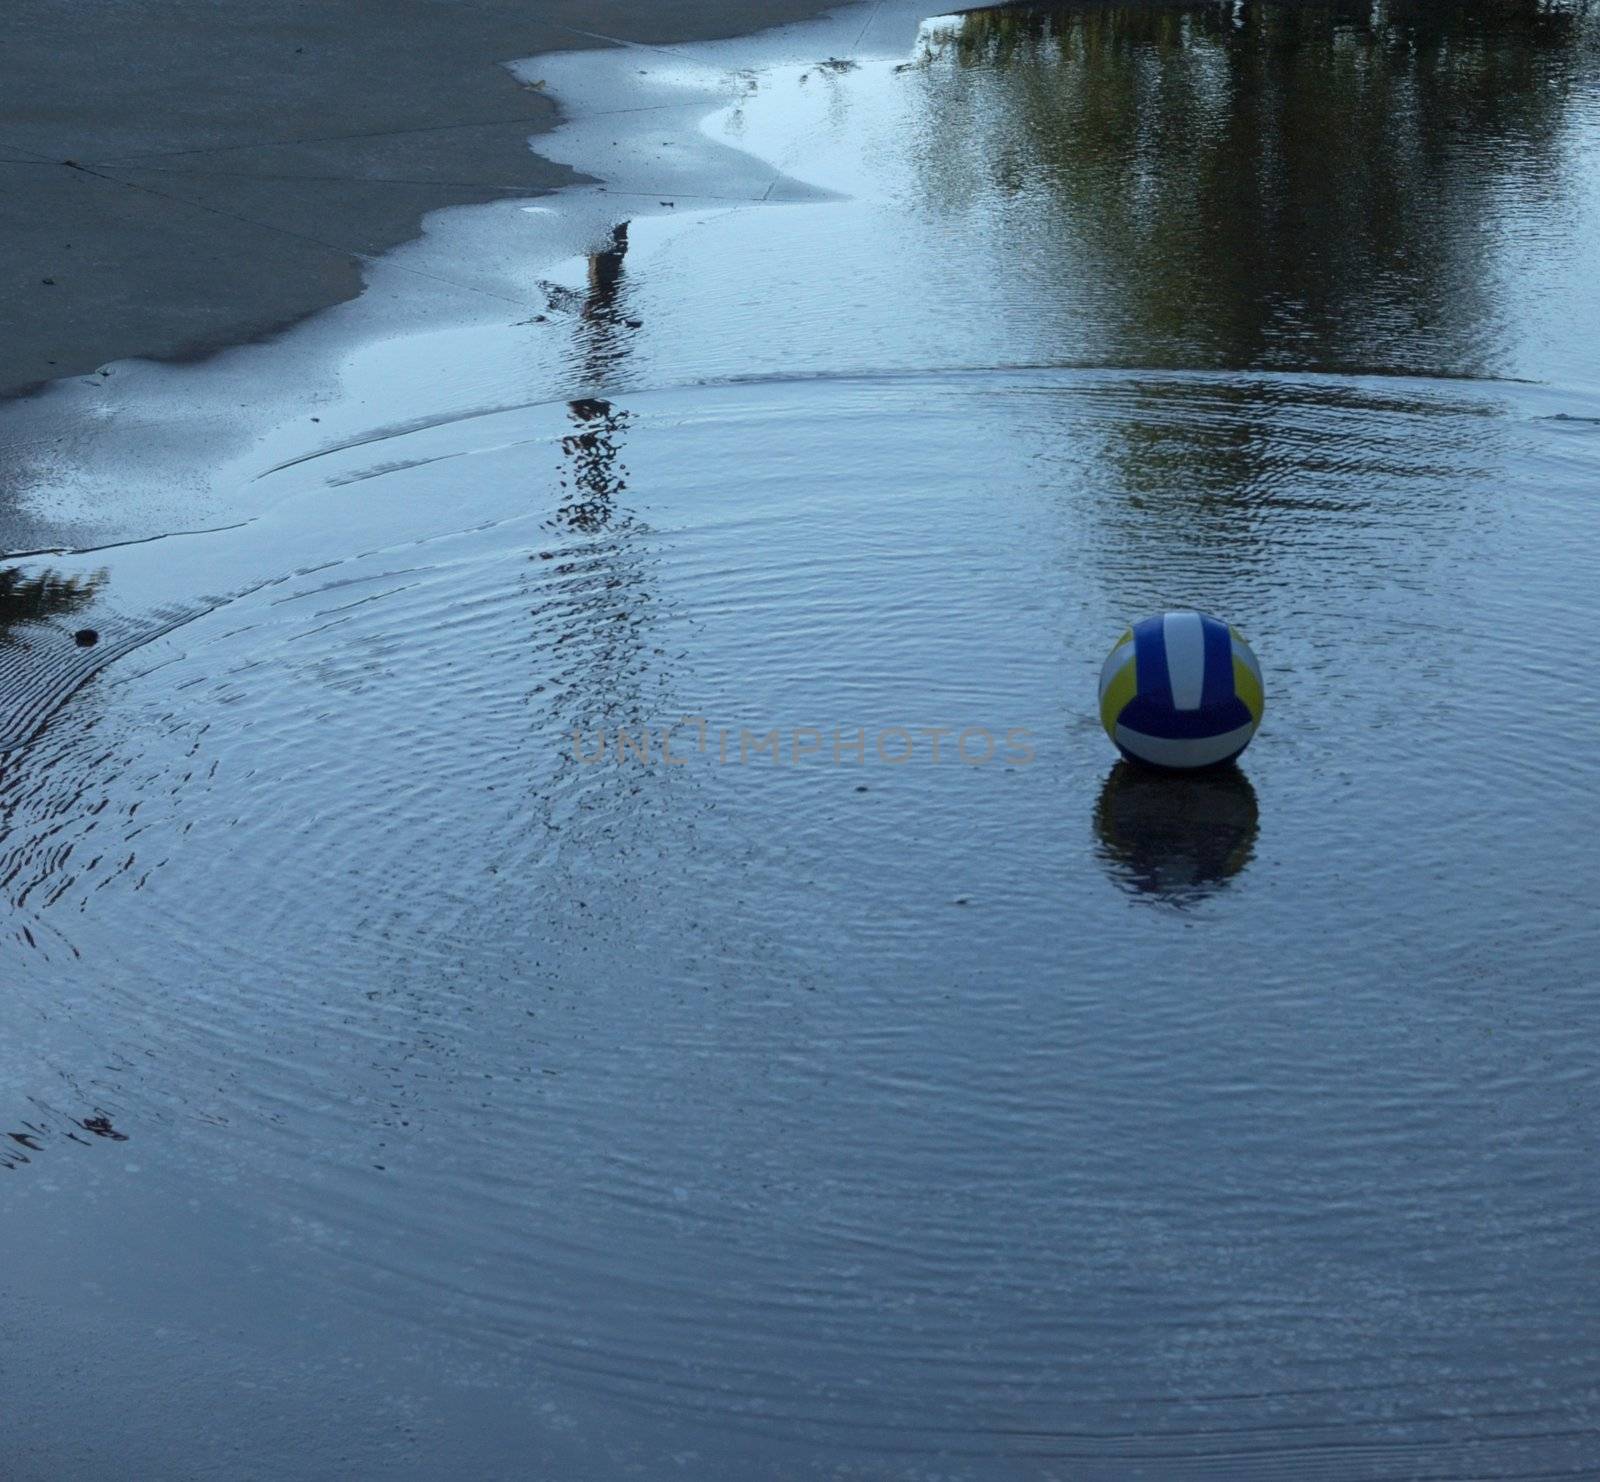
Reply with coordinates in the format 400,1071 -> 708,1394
4,1 -> 1600,1475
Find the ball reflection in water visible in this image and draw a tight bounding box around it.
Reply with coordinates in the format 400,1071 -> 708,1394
1093,761 -> 1260,907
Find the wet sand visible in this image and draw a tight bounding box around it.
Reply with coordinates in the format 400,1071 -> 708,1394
0,0 -> 841,398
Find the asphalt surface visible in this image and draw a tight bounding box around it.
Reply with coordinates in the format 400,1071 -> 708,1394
0,0 -> 838,400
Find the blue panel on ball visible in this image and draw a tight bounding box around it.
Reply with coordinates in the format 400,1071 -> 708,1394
1200,614 -> 1235,711
1132,616 -> 1170,706
1118,692 -> 1252,741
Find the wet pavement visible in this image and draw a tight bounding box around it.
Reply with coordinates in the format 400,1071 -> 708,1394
0,0 -> 840,396
4,2 -> 1600,1477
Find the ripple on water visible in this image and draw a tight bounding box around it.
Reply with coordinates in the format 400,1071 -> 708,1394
7,0 -> 1600,1466
4,370 -> 1600,1466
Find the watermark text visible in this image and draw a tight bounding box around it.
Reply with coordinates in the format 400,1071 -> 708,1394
568,718 -> 1036,767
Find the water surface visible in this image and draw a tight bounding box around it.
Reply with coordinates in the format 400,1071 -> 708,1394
5,3 -> 1600,1477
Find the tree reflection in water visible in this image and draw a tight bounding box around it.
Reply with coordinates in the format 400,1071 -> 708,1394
906,0 -> 1592,608
0,565 -> 106,643
535,219 -> 677,823
914,0 -> 1589,376
557,222 -> 636,534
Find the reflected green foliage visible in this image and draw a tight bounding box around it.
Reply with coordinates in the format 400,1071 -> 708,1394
914,0 -> 1592,373
0,565 -> 106,643
907,0 -> 1595,545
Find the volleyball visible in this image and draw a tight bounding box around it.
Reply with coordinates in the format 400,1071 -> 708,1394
1098,612 -> 1264,770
